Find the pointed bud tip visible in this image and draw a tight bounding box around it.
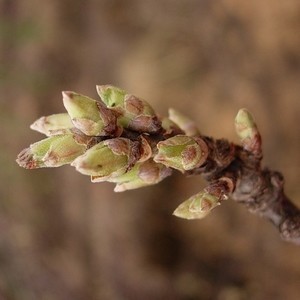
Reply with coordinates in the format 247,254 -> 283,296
62,91 -> 74,98
235,108 -> 255,127
62,92 -> 75,105
30,117 -> 45,132
16,148 -> 37,169
96,85 -> 109,93
114,184 -> 126,192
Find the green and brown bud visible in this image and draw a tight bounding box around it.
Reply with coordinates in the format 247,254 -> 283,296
123,94 -> 162,133
62,91 -> 119,136
97,85 -> 161,134
16,134 -> 86,169
154,135 -> 208,172
235,109 -> 262,156
173,191 -> 220,220
92,159 -> 172,192
30,113 -> 73,136
71,138 -> 139,178
168,108 -> 200,136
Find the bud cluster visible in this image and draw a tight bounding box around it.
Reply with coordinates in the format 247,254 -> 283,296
17,85 -> 259,221
17,85 -> 209,194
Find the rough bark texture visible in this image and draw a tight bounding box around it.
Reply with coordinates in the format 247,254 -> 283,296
231,154 -> 300,245
205,140 -> 300,245
194,135 -> 300,245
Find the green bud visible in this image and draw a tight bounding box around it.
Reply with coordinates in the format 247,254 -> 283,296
92,159 -> 172,192
173,191 -> 220,220
235,109 -> 261,155
71,138 -> 135,178
235,109 -> 257,140
168,108 -> 200,136
154,135 -> 208,172
16,135 -> 86,169
97,85 -> 161,134
96,85 -> 126,108
124,94 -> 155,116
30,113 -> 73,136
123,94 -> 161,133
62,91 -> 118,136
114,161 -> 171,192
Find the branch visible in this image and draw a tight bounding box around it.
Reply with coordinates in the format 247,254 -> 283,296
16,85 -> 300,245
188,136 -> 300,245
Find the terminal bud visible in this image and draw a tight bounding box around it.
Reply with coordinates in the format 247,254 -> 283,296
62,91 -> 118,136
235,108 -> 262,157
16,135 -> 86,169
30,113 -> 73,136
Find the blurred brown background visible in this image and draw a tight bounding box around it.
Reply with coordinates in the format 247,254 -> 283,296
1,0 -> 300,299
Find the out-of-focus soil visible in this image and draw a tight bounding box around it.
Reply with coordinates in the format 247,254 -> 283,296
1,0 -> 300,299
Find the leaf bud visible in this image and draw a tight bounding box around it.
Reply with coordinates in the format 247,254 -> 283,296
173,191 -> 220,220
97,85 -> 161,134
71,138 -> 137,178
16,134 -> 86,169
123,94 -> 162,133
154,135 -> 208,172
92,159 -> 172,192
62,91 -> 118,136
235,109 -> 262,156
30,113 -> 73,136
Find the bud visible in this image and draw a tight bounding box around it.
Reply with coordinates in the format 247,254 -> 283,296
92,160 -> 172,192
168,108 -> 200,136
235,109 -> 262,156
124,94 -> 162,133
154,135 -> 208,172
71,138 -> 137,178
96,85 -> 126,108
16,135 -> 86,169
173,191 -> 220,220
97,85 -> 161,134
30,113 -> 73,136
62,91 -> 118,136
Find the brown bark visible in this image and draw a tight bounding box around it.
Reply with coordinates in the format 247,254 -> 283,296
186,135 -> 300,245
